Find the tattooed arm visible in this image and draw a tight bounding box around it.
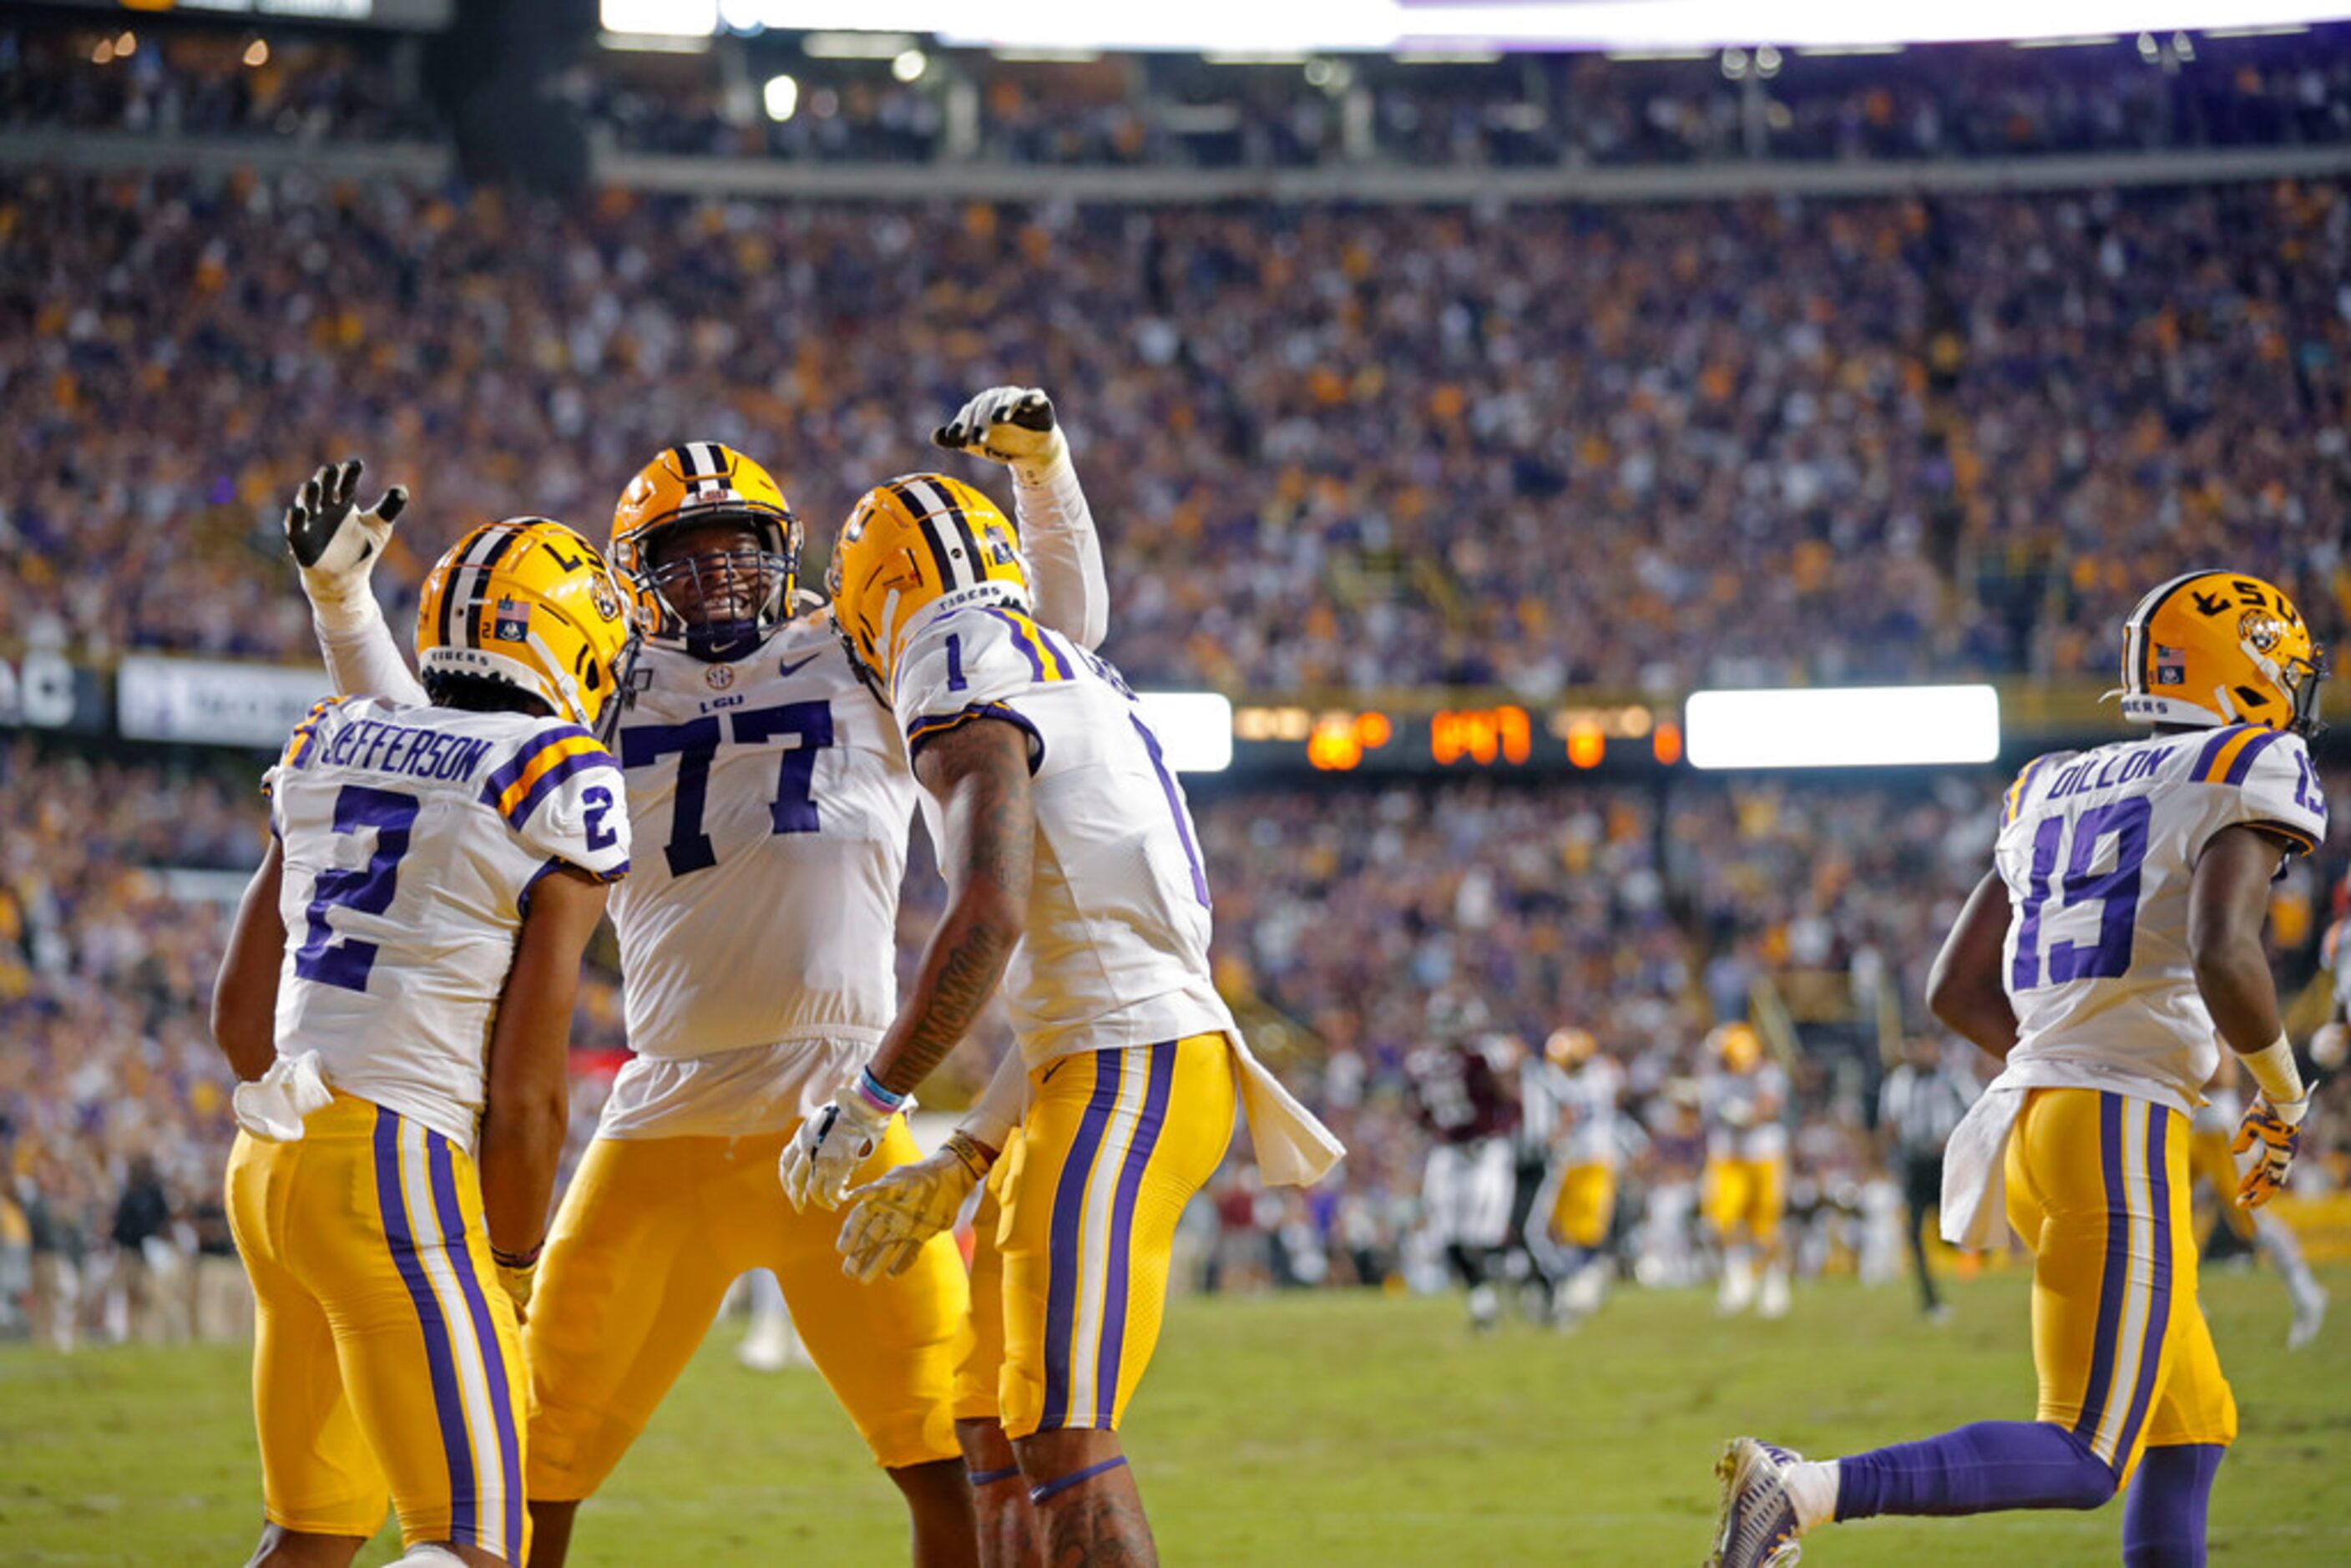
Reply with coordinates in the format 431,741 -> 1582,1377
868,716 -> 1037,1097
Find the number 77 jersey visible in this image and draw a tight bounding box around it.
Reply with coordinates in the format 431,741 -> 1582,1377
1995,724 -> 2327,1115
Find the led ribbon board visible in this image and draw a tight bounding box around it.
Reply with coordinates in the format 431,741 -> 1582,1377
1685,685 -> 2001,770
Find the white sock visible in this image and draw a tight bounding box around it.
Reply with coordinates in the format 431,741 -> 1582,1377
2256,1214 -> 2319,1298
1784,1459 -> 1839,1534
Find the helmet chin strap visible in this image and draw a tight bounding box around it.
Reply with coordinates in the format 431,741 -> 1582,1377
523,625 -> 594,729
2211,683 -> 2242,725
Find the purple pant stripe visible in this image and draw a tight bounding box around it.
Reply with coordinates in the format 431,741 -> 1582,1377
2073,1093 -> 2131,1447
372,1107 -> 476,1540
426,1131 -> 523,1554
1039,1051 -> 1125,1430
1095,1042 -> 1178,1424
2110,1105 -> 2175,1466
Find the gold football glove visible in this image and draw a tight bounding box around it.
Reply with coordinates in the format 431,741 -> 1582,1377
491,1244 -> 540,1323
837,1132 -> 993,1284
933,387 -> 1065,483
2232,1092 -> 2309,1210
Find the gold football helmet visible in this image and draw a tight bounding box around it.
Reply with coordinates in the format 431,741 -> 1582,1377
415,518 -> 635,734
828,473 -> 1030,692
609,442 -> 801,660
1708,1022 -> 1764,1075
2118,570 -> 2323,736
1545,1029 -> 1599,1069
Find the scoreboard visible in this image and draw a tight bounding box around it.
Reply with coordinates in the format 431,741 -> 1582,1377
1231,701 -> 1684,776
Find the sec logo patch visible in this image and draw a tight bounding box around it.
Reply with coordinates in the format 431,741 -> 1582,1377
705,664 -> 735,690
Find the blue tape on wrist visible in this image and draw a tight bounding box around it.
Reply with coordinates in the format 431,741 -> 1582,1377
1028,1454 -> 1128,1506
967,1464 -> 1023,1488
855,1067 -> 905,1115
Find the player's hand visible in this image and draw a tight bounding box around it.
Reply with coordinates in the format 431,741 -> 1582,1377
781,1084 -> 897,1211
2232,1091 -> 2310,1209
492,1247 -> 539,1323
933,387 -> 1065,481
837,1132 -> 993,1283
285,457 -> 407,608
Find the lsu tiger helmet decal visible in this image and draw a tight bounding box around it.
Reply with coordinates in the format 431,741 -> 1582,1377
2117,569 -> 2324,736
1708,1021 -> 1764,1075
416,518 -> 636,735
1546,1028 -> 1599,1069
827,473 -> 1029,695
609,442 -> 801,662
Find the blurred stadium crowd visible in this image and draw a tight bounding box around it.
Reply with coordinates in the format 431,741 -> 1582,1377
5,169 -> 2349,695
6,736 -> 2345,1342
13,22 -> 2351,169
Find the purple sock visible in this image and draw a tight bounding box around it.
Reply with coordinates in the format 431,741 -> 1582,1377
1834,1421 -> 2117,1520
2120,1444 -> 2222,1567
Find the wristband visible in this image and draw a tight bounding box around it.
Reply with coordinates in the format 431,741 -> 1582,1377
855,1067 -> 907,1116
2241,1033 -> 2309,1122
492,1241 -> 543,1270
944,1130 -> 996,1181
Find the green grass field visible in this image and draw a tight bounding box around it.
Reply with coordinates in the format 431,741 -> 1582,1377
3,1267 -> 2345,1565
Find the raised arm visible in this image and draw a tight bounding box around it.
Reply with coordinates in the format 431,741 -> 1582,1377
285,458 -> 430,705
933,387 -> 1110,650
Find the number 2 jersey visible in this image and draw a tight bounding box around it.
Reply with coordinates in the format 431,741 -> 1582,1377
264,696 -> 632,1152
1995,723 -> 2327,1115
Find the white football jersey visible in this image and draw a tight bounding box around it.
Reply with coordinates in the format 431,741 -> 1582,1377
1995,725 -> 2326,1115
265,696 -> 631,1152
1701,1064 -> 1789,1161
1555,1056 -> 1627,1168
893,603 -> 1234,1068
607,610 -> 916,1061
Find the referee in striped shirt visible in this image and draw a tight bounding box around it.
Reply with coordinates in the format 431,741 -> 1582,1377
1877,1037 -> 1977,1319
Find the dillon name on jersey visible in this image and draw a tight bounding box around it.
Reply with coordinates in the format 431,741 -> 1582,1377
893,603 -> 1234,1069
265,695 -> 630,1153
1995,723 -> 2327,1114
609,609 -> 917,1058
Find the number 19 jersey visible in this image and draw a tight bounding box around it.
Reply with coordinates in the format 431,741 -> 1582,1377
264,696 -> 632,1152
1995,724 -> 2326,1115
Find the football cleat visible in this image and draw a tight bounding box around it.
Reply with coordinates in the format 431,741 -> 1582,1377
1759,1266 -> 1792,1321
2115,569 -> 2323,735
1709,1438 -> 1807,1568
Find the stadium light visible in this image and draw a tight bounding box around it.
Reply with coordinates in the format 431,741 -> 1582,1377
1137,693 -> 1235,773
1685,685 -> 2001,770
762,73 -> 800,121
892,48 -> 929,82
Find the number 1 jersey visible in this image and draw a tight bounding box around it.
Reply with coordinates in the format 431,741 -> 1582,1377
1995,724 -> 2326,1114
264,696 -> 632,1151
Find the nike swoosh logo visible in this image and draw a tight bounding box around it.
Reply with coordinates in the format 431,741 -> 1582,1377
777,652 -> 823,679
1040,1060 -> 1066,1085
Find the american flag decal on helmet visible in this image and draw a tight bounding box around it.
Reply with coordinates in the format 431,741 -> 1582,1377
493,597 -> 530,643
2154,645 -> 2185,686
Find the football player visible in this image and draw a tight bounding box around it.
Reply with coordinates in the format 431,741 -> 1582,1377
1408,1025 -> 1521,1331
789,468 -> 1343,1565
1530,1028 -> 1625,1328
276,391 -> 1109,1567
212,520 -> 634,1568
1699,1022 -> 1792,1319
1711,570 -> 2330,1567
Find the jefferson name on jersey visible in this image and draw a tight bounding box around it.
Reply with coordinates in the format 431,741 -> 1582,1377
1996,722 -> 2327,1113
265,696 -> 630,1151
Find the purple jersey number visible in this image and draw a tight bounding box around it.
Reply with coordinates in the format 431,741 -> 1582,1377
2011,797 -> 2152,991
293,784 -> 421,993
622,700 -> 833,876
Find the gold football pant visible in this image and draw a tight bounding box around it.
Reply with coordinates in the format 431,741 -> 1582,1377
1547,1163 -> 1617,1251
989,1034 -> 1235,1439
2007,1088 -> 2235,1483
525,1121 -> 968,1500
1701,1155 -> 1786,1244
226,1095 -> 528,1561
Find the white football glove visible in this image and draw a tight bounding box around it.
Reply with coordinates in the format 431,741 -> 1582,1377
2232,1091 -> 2310,1211
933,387 -> 1067,484
837,1131 -> 995,1283
781,1083 -> 899,1212
285,457 -> 407,616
